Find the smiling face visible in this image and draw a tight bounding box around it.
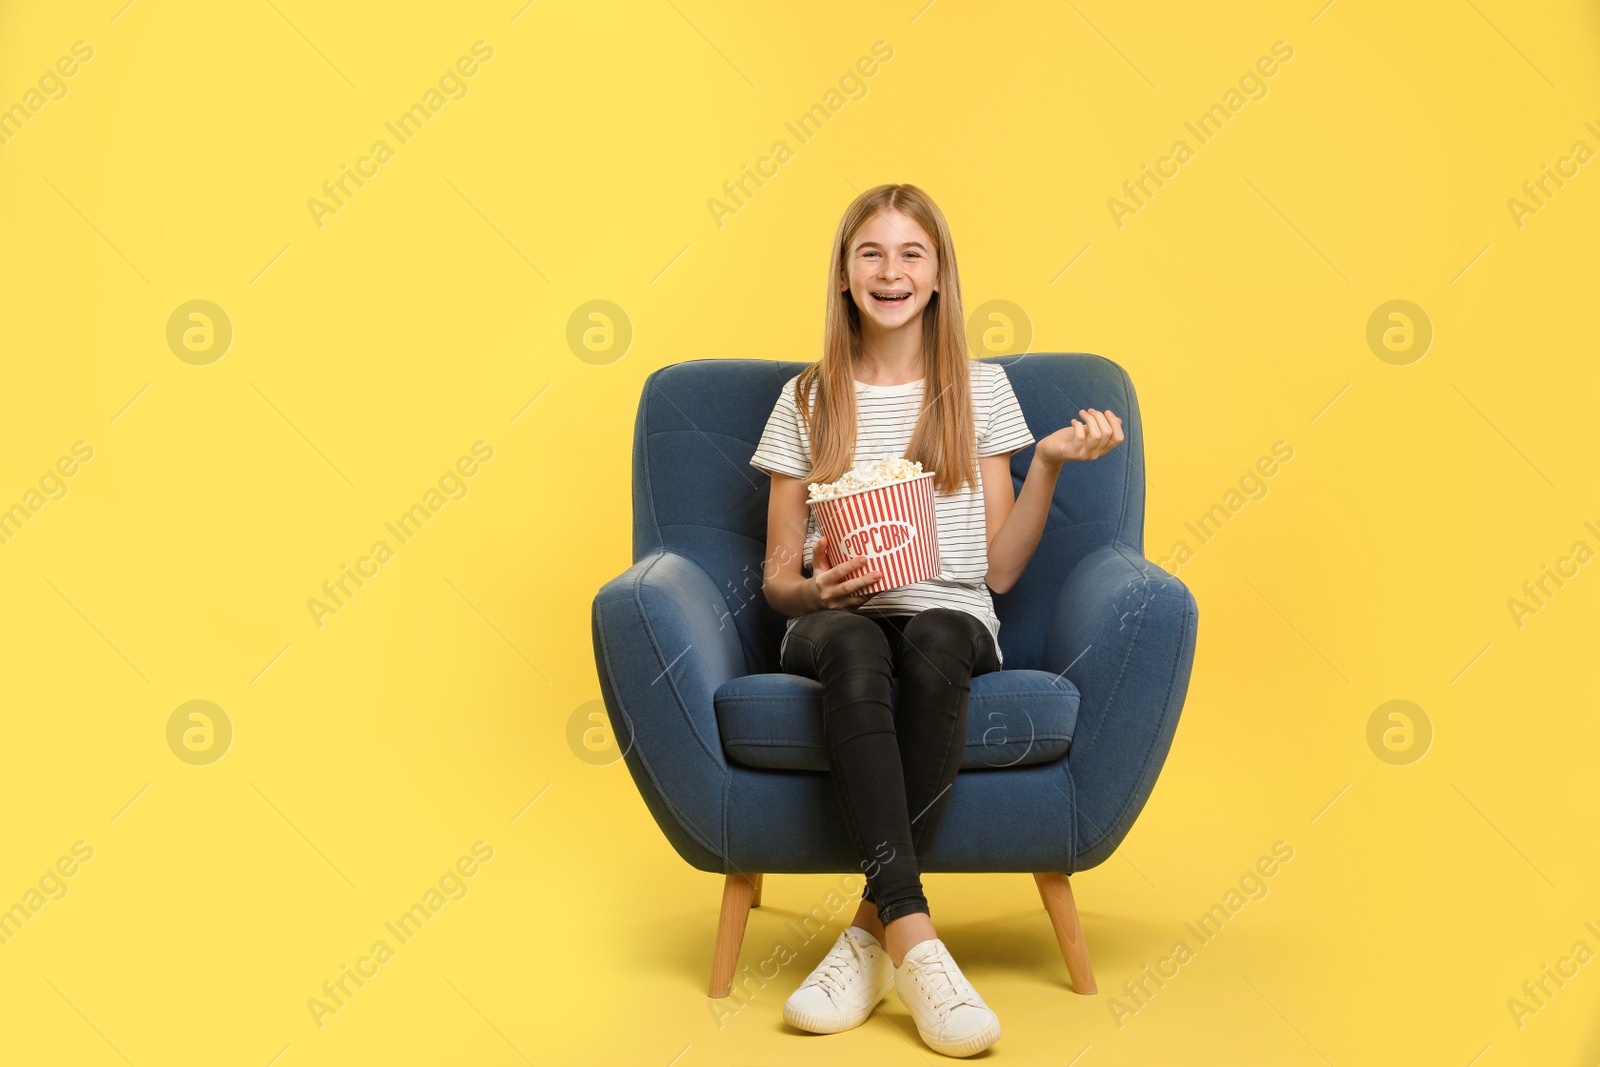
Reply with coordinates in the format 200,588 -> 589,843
840,208 -> 940,332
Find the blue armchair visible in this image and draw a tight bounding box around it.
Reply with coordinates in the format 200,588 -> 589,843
590,353 -> 1199,998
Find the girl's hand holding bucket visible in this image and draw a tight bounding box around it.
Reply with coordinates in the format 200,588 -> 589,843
810,533 -> 881,611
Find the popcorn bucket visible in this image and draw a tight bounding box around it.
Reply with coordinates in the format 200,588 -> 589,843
809,472 -> 940,595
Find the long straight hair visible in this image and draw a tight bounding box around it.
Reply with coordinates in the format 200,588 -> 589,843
793,183 -> 976,495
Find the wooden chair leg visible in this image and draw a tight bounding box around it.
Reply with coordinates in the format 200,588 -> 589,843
709,873 -> 757,997
1033,872 -> 1098,994
750,872 -> 764,907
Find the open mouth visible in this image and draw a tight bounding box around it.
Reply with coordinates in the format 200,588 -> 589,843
872,292 -> 911,304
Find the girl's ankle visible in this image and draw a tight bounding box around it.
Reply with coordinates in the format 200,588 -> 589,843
883,914 -> 937,967
850,902 -> 885,943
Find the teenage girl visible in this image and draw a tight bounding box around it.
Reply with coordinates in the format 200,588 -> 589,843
748,183 -> 1123,1057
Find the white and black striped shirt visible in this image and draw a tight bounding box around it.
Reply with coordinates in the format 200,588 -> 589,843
750,359 -> 1035,666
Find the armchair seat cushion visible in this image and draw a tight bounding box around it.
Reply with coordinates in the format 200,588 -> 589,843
714,669 -> 1080,772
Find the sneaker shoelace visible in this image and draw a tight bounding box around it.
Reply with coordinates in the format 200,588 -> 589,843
811,932 -> 868,1001
912,952 -> 984,1016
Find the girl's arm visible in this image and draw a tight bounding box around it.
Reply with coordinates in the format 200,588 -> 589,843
982,452 -> 1058,595
984,407 -> 1124,595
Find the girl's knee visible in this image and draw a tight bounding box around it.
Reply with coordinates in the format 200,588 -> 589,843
813,611 -> 892,664
901,608 -> 983,659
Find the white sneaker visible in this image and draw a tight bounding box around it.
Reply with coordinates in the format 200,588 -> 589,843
893,937 -> 1001,1057
783,926 -> 895,1034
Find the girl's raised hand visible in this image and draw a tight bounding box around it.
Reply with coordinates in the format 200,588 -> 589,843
811,533 -> 880,611
1035,408 -> 1124,467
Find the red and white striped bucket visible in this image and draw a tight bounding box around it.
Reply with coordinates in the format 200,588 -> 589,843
808,471 -> 940,595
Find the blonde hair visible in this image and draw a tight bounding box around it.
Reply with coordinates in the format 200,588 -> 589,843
794,183 -> 977,495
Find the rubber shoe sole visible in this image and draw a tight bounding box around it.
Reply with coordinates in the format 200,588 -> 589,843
782,972 -> 895,1034
902,1005 -> 1000,1058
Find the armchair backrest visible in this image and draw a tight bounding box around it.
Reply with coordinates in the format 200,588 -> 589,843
631,354 -> 1146,674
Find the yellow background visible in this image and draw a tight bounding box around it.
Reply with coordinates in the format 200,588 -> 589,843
2,0 -> 1597,1063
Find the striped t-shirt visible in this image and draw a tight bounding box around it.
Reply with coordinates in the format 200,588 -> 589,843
749,359 -> 1035,667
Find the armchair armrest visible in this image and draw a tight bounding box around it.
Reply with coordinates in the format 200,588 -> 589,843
591,550 -> 746,872
1042,543 -> 1199,871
